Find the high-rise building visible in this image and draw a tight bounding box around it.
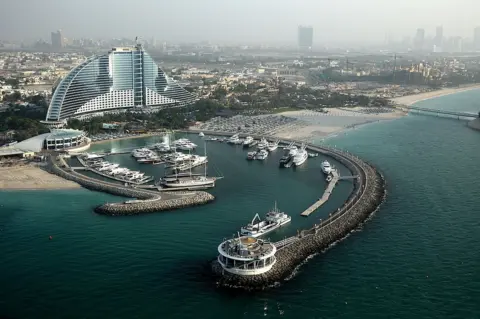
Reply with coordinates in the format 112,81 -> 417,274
298,26 -> 313,50
45,44 -> 196,122
474,27 -> 480,49
51,30 -> 64,50
414,28 -> 425,51
434,26 -> 443,47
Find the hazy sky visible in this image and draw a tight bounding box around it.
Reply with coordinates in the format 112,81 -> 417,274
1,0 -> 479,45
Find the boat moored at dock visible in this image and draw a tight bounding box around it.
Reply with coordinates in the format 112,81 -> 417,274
242,136 -> 254,147
255,149 -> 269,160
266,140 -> 279,152
246,151 -> 257,160
293,144 -> 308,167
240,203 -> 291,238
321,160 -> 332,174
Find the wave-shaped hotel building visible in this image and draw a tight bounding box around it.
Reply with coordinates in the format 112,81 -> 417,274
44,44 -> 196,123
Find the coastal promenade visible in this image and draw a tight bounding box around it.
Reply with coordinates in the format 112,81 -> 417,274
183,129 -> 385,289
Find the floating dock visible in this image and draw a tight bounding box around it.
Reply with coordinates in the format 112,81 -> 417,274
301,169 -> 339,216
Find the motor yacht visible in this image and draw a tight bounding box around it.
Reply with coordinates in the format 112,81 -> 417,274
137,155 -> 162,164
266,140 -> 279,152
293,144 -> 308,167
83,153 -> 104,160
98,163 -> 119,172
153,142 -> 171,152
321,160 -> 332,174
243,136 -> 254,147
131,148 -> 155,159
227,134 -> 240,144
257,138 -> 268,149
240,202 -> 291,238
162,175 -> 215,188
255,149 -> 269,160
172,138 -> 197,151
246,151 -> 257,160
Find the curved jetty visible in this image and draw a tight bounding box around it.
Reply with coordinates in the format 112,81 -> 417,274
46,155 -> 214,215
187,130 -> 385,290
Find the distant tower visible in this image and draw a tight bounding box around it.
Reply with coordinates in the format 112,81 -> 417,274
474,27 -> 480,50
434,26 -> 443,48
414,28 -> 425,51
298,26 -> 313,50
51,30 -> 64,50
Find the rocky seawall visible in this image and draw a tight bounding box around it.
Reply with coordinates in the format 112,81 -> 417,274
467,118 -> 480,131
46,156 -> 215,215
94,192 -> 215,216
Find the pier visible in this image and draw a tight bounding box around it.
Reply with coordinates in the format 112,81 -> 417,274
300,169 -> 339,216
396,105 -> 478,119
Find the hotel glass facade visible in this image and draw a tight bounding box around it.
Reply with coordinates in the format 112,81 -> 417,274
46,45 -> 196,121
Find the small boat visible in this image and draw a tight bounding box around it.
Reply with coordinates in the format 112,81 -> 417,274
321,160 -> 332,174
256,149 -> 268,160
199,132 -> 205,137
308,153 -> 319,158
247,151 -> 257,160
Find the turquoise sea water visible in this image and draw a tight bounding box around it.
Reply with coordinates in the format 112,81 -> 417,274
1,91 -> 480,319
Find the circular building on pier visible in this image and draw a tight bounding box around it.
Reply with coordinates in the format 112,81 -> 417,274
217,236 -> 277,275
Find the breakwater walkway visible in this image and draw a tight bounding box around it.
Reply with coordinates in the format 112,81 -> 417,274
301,169 -> 340,216
46,154 -> 214,215
182,129 -> 385,290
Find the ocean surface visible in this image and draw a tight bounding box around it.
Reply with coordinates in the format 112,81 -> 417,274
1,91 -> 479,319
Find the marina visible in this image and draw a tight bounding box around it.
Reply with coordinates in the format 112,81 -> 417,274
77,155 -> 154,185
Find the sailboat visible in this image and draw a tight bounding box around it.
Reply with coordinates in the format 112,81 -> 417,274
161,142 -> 216,189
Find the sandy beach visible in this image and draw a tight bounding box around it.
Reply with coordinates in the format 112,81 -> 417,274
272,107 -> 406,140
0,165 -> 80,190
392,84 -> 480,106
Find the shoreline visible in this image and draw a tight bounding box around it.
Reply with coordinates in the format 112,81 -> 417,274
392,84 -> 480,106
271,107 -> 406,140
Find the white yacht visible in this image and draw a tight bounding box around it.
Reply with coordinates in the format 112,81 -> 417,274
267,140 -> 279,152
83,153 -> 104,160
227,134 -> 240,144
98,163 -> 119,172
240,203 -> 291,238
165,152 -> 193,164
173,138 -> 197,151
242,136 -> 254,147
162,175 -> 216,188
321,160 -> 332,174
199,132 -> 205,137
256,149 -> 269,160
131,148 -> 155,159
153,142 -> 170,152
109,167 -> 130,175
137,155 -> 162,164
293,144 -> 308,167
246,151 -> 257,160
257,138 -> 268,149
173,155 -> 208,171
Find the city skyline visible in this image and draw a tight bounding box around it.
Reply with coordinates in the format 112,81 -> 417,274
1,0 -> 480,45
